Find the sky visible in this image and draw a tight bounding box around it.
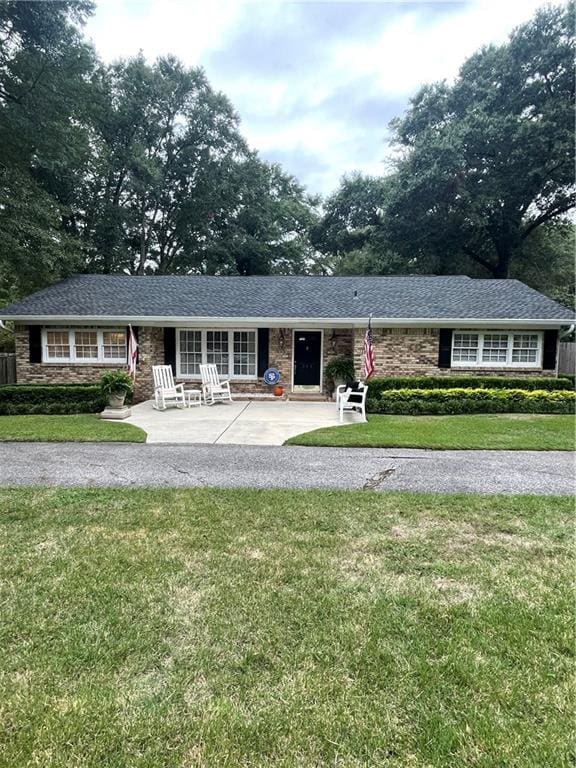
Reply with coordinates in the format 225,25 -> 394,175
85,0 -> 554,198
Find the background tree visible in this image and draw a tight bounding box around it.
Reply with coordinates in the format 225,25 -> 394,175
0,0 -> 95,301
310,173 -> 413,275
78,54 -> 249,274
204,156 -> 319,275
385,1 -> 575,279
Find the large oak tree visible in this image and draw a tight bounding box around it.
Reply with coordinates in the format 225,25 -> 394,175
385,1 -> 575,279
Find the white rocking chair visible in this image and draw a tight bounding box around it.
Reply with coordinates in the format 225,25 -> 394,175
200,363 -> 233,405
152,365 -> 186,410
336,381 -> 368,423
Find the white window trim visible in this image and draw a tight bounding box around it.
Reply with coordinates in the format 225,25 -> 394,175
41,328 -> 127,364
176,328 -> 258,380
451,330 -> 543,369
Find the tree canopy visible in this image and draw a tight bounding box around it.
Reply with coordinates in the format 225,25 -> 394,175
385,1 -> 575,279
0,0 -> 573,308
0,1 -> 317,302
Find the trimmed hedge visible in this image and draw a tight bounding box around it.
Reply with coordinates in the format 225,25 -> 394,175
0,384 -> 105,415
367,388 -> 576,416
366,376 -> 573,399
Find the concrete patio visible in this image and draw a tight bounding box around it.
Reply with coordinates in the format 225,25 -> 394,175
125,399 -> 361,445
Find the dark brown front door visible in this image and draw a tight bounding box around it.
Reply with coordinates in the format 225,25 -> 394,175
293,331 -> 322,388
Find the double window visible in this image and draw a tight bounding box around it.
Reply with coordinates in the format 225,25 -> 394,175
177,329 -> 257,378
42,328 -> 127,363
452,331 -> 542,368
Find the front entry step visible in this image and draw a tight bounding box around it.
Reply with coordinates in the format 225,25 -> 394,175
286,393 -> 329,402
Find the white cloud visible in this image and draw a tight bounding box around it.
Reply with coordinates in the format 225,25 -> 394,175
85,0 -> 245,64
85,0 -> 562,195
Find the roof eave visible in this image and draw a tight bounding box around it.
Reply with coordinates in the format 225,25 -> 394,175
0,314 -> 573,329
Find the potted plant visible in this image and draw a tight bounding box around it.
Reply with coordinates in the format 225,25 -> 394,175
100,370 -> 133,409
324,357 -> 355,398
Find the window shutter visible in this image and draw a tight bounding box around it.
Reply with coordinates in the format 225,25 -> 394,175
542,330 -> 558,370
257,328 -> 269,377
164,327 -> 176,372
29,326 -> 42,363
438,329 -> 453,369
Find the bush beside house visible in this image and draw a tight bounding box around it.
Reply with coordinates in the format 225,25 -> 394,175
366,375 -> 573,396
367,388 -> 576,415
0,384 -> 105,415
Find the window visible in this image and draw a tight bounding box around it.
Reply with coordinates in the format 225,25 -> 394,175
42,328 -> 127,364
179,330 -> 202,376
481,334 -> 509,363
206,331 -> 229,376
452,333 -> 479,363
102,331 -> 126,360
45,330 -> 71,361
512,334 -> 539,364
234,331 -> 257,377
74,330 -> 98,360
451,331 -> 542,368
176,329 -> 257,379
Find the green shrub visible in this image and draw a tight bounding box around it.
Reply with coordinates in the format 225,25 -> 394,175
100,370 -> 133,398
324,357 -> 355,384
0,384 -> 105,415
368,388 -> 576,416
367,376 -> 572,399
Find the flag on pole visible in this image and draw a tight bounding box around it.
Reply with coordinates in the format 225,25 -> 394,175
127,325 -> 138,379
362,316 -> 375,379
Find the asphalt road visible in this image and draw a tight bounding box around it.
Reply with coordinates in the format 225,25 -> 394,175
0,443 -> 573,495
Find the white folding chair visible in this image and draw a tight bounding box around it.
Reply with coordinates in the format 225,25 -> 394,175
152,365 -> 186,410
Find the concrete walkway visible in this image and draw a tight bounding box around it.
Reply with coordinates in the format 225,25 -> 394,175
125,399 -> 360,445
0,443 -> 573,495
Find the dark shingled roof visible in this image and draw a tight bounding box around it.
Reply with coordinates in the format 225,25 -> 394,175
1,274 -> 573,321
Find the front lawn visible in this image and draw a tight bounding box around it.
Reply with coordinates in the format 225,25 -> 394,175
0,414 -> 146,442
286,413 -> 575,450
0,487 -> 572,767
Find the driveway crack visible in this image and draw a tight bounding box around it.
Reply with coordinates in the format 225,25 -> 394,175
363,467 -> 396,490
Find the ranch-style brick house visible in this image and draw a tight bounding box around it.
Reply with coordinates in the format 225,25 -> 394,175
1,274 -> 574,401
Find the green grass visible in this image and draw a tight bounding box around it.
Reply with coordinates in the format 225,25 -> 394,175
286,413 -> 576,450
0,414 -> 146,442
0,487 -> 572,767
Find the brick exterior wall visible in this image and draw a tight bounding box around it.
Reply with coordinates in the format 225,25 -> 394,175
14,324 -> 555,404
352,327 -> 555,378
14,325 -> 165,402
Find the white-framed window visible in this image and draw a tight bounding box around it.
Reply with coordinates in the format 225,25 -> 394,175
176,329 -> 258,379
179,330 -> 202,376
451,331 -> 542,368
42,328 -> 127,364
452,333 -> 480,363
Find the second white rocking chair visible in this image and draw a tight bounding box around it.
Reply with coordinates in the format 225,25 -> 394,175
200,363 -> 233,405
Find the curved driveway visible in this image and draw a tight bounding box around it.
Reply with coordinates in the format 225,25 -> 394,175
0,443 -> 573,495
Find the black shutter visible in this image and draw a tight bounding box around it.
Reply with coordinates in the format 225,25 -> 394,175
542,329 -> 558,370
164,327 -> 176,372
257,328 -> 269,377
29,326 -> 42,363
438,329 -> 453,369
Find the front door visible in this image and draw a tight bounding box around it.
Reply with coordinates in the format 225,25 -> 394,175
293,330 -> 322,391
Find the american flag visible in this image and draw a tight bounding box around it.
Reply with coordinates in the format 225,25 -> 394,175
362,318 -> 375,379
127,325 -> 138,379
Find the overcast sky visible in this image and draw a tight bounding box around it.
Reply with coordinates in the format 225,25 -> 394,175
85,0 -> 554,197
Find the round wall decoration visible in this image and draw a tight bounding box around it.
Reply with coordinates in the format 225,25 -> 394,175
263,367 -> 281,385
